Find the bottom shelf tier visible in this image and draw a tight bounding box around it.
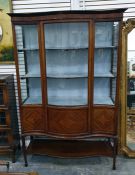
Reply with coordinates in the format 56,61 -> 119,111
26,139 -> 113,157
23,96 -> 42,104
94,96 -> 114,105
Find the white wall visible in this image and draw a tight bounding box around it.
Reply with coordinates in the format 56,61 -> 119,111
11,0 -> 135,20
12,0 -> 71,13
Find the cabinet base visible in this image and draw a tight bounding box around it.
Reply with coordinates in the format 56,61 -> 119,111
22,137 -> 117,170
27,139 -> 113,158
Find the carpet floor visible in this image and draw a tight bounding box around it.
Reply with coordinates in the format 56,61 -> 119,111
0,153 -> 135,175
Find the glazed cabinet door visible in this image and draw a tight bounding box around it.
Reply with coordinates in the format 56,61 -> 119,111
92,21 -> 120,134
44,22 -> 89,137
14,24 -> 44,133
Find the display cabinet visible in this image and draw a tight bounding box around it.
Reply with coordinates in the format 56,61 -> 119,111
10,9 -> 125,169
0,75 -> 20,162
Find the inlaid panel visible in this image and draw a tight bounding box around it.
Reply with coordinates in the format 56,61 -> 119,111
21,107 -> 44,133
92,107 -> 116,134
47,107 -> 88,136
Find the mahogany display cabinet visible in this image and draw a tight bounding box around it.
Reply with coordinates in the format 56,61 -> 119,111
10,9 -> 126,169
0,75 -> 20,162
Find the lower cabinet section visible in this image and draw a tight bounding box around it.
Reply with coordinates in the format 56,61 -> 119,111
26,139 -> 113,157
20,106 -> 117,170
21,135 -> 118,170
20,105 -> 118,170
47,107 -> 88,136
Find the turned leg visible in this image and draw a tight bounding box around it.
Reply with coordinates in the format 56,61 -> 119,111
11,146 -> 16,163
7,161 -> 9,172
22,135 -> 28,166
30,135 -> 34,141
112,137 -> 118,170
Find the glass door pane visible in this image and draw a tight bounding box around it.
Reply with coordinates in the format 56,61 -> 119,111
45,22 -> 88,106
94,22 -> 119,105
0,87 -> 4,105
0,112 -> 6,125
15,25 -> 42,104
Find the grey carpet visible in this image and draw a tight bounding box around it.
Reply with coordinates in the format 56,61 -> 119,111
0,154 -> 135,175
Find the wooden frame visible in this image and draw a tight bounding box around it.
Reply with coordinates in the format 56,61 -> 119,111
120,18 -> 135,157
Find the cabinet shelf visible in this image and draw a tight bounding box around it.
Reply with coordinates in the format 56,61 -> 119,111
94,73 -> 115,78
46,47 -> 88,50
27,139 -> 113,158
23,96 -> 42,104
47,73 -> 88,78
46,67 -> 88,78
17,48 -> 39,52
95,46 -> 117,49
0,127 -> 11,131
0,106 -> 8,111
94,96 -> 114,105
20,74 -> 40,79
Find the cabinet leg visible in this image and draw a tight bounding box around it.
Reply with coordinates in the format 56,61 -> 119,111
22,136 -> 28,167
10,144 -> 16,163
12,147 -> 16,163
112,138 -> 117,170
7,162 -> 9,172
30,135 -> 34,141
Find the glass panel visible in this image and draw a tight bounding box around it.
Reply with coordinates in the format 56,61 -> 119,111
94,78 -> 116,105
45,22 -> 88,106
47,78 -> 87,106
22,78 -> 42,104
94,22 -> 119,105
45,23 -> 88,49
0,131 -> 8,146
0,112 -> 6,125
0,87 -> 4,105
95,22 -> 119,47
15,25 -> 42,104
46,49 -> 88,77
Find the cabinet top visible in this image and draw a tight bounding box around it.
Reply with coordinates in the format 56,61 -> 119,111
9,9 -> 127,22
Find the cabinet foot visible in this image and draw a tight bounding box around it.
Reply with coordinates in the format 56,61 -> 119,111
112,138 -> 117,170
25,162 -> 28,167
22,136 -> 28,166
11,146 -> 16,163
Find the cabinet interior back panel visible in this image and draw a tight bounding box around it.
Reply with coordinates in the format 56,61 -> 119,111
46,49 -> 88,77
47,78 -> 88,106
45,23 -> 88,49
94,78 -> 115,105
